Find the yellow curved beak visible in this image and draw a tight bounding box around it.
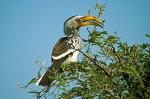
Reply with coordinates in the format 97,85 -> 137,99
79,16 -> 104,28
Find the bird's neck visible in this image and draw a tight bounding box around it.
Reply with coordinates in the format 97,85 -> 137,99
65,28 -> 80,37
70,29 -> 80,37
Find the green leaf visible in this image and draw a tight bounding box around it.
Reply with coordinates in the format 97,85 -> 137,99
145,33 -> 150,38
100,31 -> 108,34
27,78 -> 38,85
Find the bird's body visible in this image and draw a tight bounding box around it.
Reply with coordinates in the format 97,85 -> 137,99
51,34 -> 83,61
36,15 -> 103,86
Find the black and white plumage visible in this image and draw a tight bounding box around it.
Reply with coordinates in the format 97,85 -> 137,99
36,15 -> 103,86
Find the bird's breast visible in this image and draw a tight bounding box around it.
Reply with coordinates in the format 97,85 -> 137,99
62,51 -> 79,65
67,36 -> 83,50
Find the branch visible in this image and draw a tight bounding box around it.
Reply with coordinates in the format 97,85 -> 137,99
78,50 -> 111,77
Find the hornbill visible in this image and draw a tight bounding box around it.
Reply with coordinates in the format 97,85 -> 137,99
36,15 -> 104,86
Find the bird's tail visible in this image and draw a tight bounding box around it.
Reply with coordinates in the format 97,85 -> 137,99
36,62 -> 63,86
36,56 -> 68,86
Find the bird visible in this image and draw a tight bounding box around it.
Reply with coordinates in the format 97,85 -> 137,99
36,15 -> 104,86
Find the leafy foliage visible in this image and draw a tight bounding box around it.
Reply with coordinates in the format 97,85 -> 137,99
21,2 -> 150,99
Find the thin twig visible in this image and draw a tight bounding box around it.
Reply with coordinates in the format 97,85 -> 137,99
78,50 -> 111,77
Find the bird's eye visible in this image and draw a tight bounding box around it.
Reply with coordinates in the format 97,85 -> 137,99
76,19 -> 81,23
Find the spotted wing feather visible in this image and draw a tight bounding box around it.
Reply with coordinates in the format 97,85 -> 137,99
51,37 -> 74,61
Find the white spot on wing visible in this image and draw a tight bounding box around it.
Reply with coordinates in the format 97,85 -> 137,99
35,74 -> 44,86
52,49 -> 75,60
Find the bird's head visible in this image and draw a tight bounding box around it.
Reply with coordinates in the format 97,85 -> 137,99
64,15 -> 104,36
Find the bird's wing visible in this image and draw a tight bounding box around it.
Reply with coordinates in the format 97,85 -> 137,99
38,37 -> 74,86
37,37 -> 78,86
51,37 -> 75,61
